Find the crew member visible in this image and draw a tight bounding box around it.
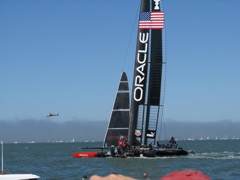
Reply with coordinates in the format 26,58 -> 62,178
169,136 -> 176,144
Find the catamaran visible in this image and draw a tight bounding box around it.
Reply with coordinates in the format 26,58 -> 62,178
74,0 -> 191,158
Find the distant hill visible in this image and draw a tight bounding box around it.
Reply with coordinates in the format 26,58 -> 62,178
0,119 -> 239,143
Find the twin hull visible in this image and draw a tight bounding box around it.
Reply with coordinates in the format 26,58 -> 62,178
73,149 -> 189,158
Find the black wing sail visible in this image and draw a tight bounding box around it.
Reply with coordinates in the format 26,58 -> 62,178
128,0 -> 150,146
103,72 -> 130,147
128,0 -> 164,146
144,2 -> 164,145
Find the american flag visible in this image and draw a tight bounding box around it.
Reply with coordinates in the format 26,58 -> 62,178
139,11 -> 164,29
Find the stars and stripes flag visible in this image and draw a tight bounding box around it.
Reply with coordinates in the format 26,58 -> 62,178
139,11 -> 164,29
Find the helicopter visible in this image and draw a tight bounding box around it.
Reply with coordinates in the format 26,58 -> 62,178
46,113 -> 59,117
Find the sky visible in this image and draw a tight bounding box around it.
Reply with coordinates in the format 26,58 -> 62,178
0,0 -> 239,127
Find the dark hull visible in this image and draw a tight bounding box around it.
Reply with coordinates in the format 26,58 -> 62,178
98,150 -> 189,158
154,149 -> 189,156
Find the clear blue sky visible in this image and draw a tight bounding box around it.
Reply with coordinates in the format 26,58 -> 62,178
0,0 -> 239,123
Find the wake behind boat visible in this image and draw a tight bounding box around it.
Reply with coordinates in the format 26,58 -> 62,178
74,0 -> 192,158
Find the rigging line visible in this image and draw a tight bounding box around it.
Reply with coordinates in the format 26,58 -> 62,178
158,0 -> 169,141
121,0 -> 141,72
1,141 -> 3,173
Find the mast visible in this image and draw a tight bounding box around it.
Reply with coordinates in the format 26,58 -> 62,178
1,141 -> 3,173
128,0 -> 164,146
128,0 -> 150,146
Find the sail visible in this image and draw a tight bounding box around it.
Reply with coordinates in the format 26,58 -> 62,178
128,0 -> 164,146
103,72 -> 130,147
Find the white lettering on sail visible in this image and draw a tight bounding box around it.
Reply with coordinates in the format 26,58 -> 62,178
134,87 -> 143,102
153,0 -> 160,10
135,75 -> 144,87
139,32 -> 149,43
133,32 -> 149,102
137,52 -> 147,64
136,64 -> 146,76
147,132 -> 155,138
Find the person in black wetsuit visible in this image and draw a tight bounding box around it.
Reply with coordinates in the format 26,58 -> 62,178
110,145 -> 116,157
169,136 -> 176,144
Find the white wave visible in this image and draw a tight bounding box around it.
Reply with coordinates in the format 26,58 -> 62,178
186,151 -> 240,160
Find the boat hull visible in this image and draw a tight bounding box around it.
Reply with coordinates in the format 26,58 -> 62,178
73,149 -> 189,158
0,174 -> 40,180
73,152 -> 99,158
154,149 -> 189,156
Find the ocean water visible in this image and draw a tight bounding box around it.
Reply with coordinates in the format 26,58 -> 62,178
2,140 -> 240,180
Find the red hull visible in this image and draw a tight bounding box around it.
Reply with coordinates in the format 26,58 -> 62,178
73,152 -> 99,158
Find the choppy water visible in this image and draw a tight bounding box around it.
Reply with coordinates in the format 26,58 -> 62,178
2,140 -> 240,180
